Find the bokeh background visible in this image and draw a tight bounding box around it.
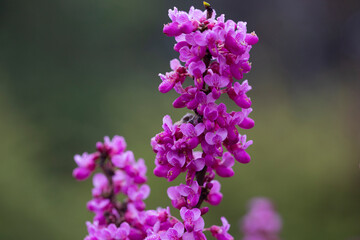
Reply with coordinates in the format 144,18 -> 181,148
0,0 -> 359,239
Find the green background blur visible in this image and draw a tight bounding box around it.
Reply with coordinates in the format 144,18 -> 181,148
0,0 -> 359,239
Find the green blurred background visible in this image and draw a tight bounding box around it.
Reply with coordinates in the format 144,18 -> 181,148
0,0 -> 359,239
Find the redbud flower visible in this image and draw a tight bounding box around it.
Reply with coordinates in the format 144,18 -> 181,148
206,180 -> 223,205
210,217 -> 234,240
73,152 -> 98,180
180,207 -> 205,233
241,198 -> 282,240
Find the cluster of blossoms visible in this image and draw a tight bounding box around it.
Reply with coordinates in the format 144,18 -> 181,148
74,3 -> 262,240
154,3 -> 258,185
73,135 -> 232,240
241,198 -> 282,240
73,136 -> 154,239
152,2 -> 258,239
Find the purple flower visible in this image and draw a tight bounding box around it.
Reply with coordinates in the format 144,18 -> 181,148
90,222 -> 130,240
186,156 -> 205,184
241,198 -> 282,240
92,173 -> 109,197
210,217 -> 234,240
128,184 -> 150,211
159,59 -> 187,93
245,32 -> 259,45
172,86 -> 198,109
112,170 -> 128,194
214,152 -> 235,178
227,80 -> 252,109
206,180 -> 223,205
179,45 -> 206,65
112,150 -> 135,169
238,108 -> 255,130
124,158 -> 147,184
204,72 -> 230,89
167,185 -> 187,209
180,122 -> 205,149
225,32 -> 247,56
180,207 -> 205,233
160,222 -> 184,240
73,152 -> 98,180
179,181 -> 201,207
101,135 -> 127,157
185,31 -> 207,46
188,60 -> 206,89
87,198 -> 111,213
162,115 -> 176,136
168,181 -> 201,209
180,123 -> 205,137
195,91 -> 216,116
166,150 -> 186,182
229,134 -> 253,164
204,103 -> 219,122
163,8 -> 198,37
73,167 -> 92,181
205,128 -> 228,145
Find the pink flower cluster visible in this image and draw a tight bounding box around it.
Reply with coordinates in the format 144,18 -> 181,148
73,135 -> 232,240
153,4 -> 258,183
151,3 -> 258,240
73,136 -> 162,240
73,3 -> 259,240
241,198 -> 282,240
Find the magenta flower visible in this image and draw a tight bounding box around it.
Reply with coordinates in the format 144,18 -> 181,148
73,167 -> 92,181
206,180 -> 223,205
227,80 -> 252,109
87,198 -> 111,213
225,31 -> 247,56
245,32 -> 259,45
167,185 -> 187,209
167,181 -> 202,209
163,8 -> 198,37
204,72 -> 230,98
180,207 -> 205,233
124,158 -> 147,184
185,31 -> 207,47
214,152 -> 235,178
92,222 -> 130,240
92,173 -> 109,197
128,184 -> 150,211
186,156 -> 205,184
188,60 -> 206,89
180,123 -> 205,149
162,115 -> 176,136
98,135 -> 127,157
210,217 -> 234,240
159,59 -> 187,93
179,181 -> 201,207
229,134 -> 253,164
166,150 -> 186,181
241,198 -> 282,240
160,222 -> 184,240
112,150 -> 135,169
73,152 -> 98,180
203,103 -> 219,122
205,128 -> 228,145
180,123 -> 205,137
232,108 -> 255,130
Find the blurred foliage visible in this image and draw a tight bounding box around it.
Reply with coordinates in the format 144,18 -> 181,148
0,0 -> 359,239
